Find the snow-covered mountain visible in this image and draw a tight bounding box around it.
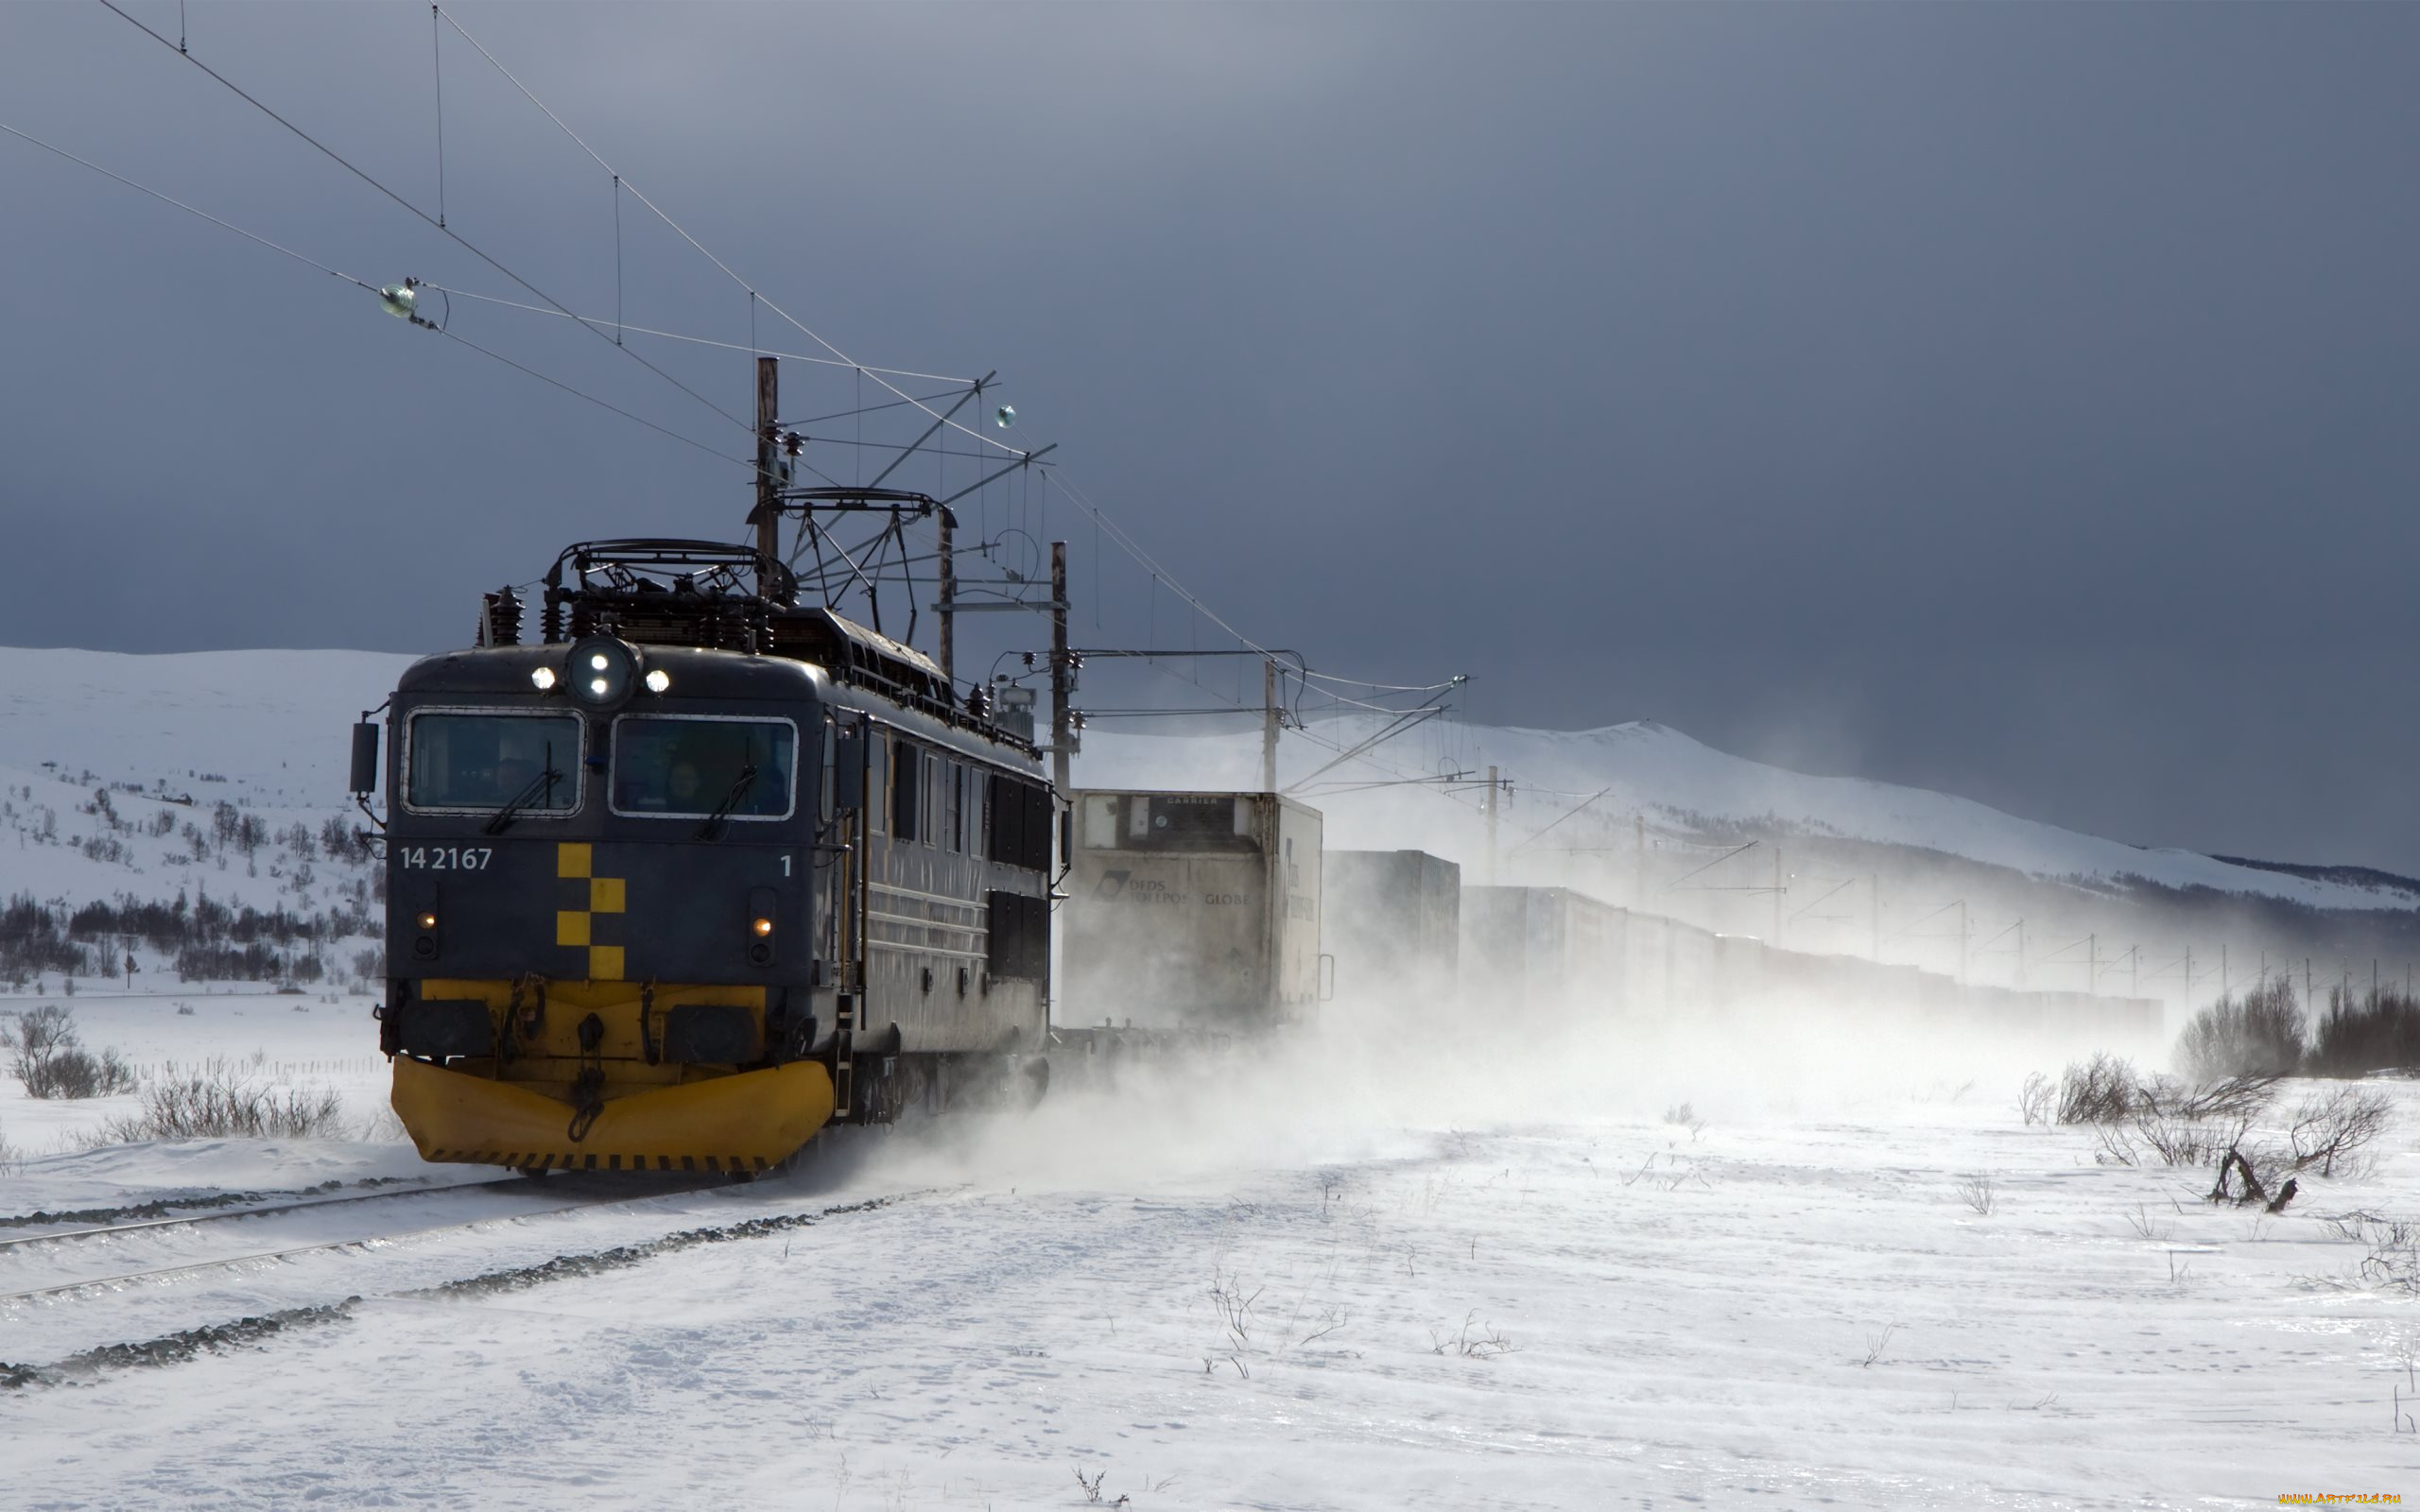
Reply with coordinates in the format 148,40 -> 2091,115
1079,719 -> 2420,917
1,644 -> 2410,928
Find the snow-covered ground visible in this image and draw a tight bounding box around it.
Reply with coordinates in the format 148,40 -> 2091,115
4,645 -> 2415,1507
4,994 -> 2418,1509
0,990 -> 388,1174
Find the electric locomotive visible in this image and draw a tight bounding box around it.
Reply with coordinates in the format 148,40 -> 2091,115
352,537 -> 1055,1175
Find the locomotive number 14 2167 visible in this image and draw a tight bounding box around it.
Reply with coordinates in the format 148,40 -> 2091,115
400,847 -> 493,870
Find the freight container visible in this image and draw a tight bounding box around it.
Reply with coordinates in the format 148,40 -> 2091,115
1324,849 -> 1460,1008
1061,790 -> 1324,1028
1460,884 -> 1628,1019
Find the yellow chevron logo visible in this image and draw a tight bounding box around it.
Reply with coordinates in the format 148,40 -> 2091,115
555,842 -> 627,981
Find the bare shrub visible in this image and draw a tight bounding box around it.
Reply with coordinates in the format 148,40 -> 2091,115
5,1004 -> 137,1099
2066,1069 -> 2281,1169
25,1043 -> 137,1099
3,1004 -> 72,1058
2207,1147 -> 2299,1212
2326,1212 -> 2420,1294
1428,1309 -> 1515,1360
1955,1176 -> 1997,1216
2131,1108 -> 2250,1168
2056,1054 -> 2144,1125
2017,1073 -> 2055,1127
2308,985 -> 2420,1077
2285,1087 -> 2394,1177
2146,1074 -> 2281,1123
2122,1202 -> 2171,1242
93,1057 -> 347,1143
1859,1321 -> 1898,1367
1207,1271 -> 1262,1351
2173,980 -> 2306,1080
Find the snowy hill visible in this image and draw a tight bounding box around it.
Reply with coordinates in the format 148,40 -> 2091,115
1078,718 -> 2420,917
1,644 -> 2409,947
0,647 -> 408,919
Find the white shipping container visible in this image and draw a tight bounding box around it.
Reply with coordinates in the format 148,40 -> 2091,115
1060,790 -> 1323,1028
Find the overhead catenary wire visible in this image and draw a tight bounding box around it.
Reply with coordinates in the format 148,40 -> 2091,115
407,6 -> 1468,772
65,4 -> 1467,791
96,0 -> 757,446
429,7 -> 1024,466
411,284 -> 975,385
0,119 -> 378,296
0,113 -> 758,479
432,327 -> 752,472
1040,467 -> 1453,723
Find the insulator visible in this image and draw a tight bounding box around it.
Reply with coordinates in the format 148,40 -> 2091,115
569,601 -> 596,641
487,586 -> 524,646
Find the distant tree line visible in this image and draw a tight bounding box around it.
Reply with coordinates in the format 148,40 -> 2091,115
1,889 -> 375,987
2178,978 -> 2420,1079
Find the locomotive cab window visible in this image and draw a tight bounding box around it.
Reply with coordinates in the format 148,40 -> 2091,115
610,715 -> 798,819
404,712 -> 581,814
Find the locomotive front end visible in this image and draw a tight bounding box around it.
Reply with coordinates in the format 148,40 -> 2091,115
365,637 -> 834,1174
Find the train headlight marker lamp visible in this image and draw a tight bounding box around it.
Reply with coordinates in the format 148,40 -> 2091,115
529,666 -> 557,692
645,668 -> 671,695
562,637 -> 640,710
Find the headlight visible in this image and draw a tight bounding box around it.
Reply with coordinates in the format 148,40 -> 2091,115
645,668 -> 671,694
563,637 -> 639,708
529,666 -> 557,691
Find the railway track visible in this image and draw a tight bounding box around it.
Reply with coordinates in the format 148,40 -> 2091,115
0,1177 -> 529,1256
0,1172 -> 718,1304
1,1188 -> 914,1390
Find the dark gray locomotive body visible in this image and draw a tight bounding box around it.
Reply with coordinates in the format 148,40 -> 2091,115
371,541 -> 1051,1173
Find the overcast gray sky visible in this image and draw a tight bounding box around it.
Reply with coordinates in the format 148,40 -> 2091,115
3,3 -> 2415,872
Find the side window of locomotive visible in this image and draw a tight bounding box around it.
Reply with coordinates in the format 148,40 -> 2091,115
821,718 -> 837,822
867,733 -> 887,834
405,713 -> 581,813
946,763 -> 965,853
984,776 -> 1053,870
610,716 -> 797,819
890,737 -> 921,842
925,753 -> 943,848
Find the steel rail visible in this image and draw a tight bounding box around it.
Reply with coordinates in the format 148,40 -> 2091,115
0,1179 -> 722,1303
0,1179 -> 527,1253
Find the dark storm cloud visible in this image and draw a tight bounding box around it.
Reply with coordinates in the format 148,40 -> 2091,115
2,3 -> 2415,870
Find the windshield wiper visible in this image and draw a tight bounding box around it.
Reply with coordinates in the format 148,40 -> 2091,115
695,763 -> 758,841
483,757 -> 564,836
